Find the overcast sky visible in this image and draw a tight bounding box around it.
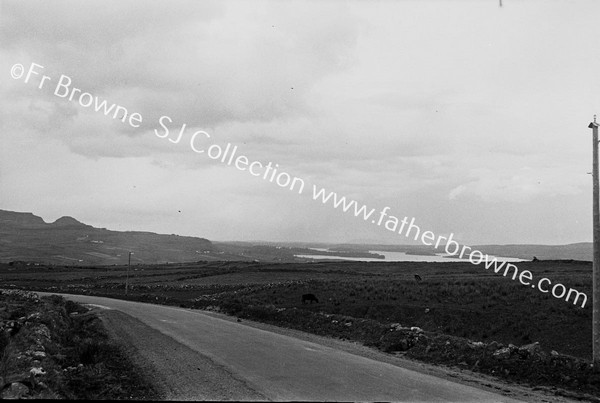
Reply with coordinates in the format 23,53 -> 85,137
2,0 -> 600,245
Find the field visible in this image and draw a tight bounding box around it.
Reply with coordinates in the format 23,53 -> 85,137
1,259 -> 598,398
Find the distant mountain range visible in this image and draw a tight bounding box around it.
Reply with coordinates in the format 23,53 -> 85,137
0,209 -> 216,265
0,209 -> 592,265
468,243 -> 592,262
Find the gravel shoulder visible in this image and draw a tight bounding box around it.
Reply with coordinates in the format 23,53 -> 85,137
98,309 -> 266,401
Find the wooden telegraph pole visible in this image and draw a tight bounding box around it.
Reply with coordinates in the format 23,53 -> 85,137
590,115 -> 600,368
126,251 -> 132,296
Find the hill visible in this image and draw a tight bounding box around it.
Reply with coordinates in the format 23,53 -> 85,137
471,243 -> 592,261
0,209 -> 217,265
1,209 -> 592,265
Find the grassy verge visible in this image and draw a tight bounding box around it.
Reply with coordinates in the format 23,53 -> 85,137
0,289 -> 159,399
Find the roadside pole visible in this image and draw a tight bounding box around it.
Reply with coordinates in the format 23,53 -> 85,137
589,116 -> 600,369
126,251 -> 132,296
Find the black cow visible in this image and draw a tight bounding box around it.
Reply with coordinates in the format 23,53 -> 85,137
414,274 -> 422,282
302,293 -> 319,304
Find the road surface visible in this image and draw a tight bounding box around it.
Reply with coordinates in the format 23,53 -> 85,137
49,293 -> 524,402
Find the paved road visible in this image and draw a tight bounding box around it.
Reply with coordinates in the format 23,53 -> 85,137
51,293 -> 522,402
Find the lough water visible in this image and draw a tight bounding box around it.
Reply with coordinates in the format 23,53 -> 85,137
295,250 -> 525,263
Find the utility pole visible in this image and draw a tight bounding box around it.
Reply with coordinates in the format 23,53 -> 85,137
126,251 -> 133,296
590,115 -> 600,369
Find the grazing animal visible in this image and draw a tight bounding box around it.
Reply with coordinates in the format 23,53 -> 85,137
302,293 -> 319,304
414,274 -> 422,282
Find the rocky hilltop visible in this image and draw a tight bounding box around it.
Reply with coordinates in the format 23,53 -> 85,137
0,210 -> 48,228
0,209 -> 214,266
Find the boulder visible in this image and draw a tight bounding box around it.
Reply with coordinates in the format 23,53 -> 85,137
493,347 -> 513,360
30,367 -> 46,376
31,351 -> 46,358
518,342 -> 543,359
390,323 -> 402,331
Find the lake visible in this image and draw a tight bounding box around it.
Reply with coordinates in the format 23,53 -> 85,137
295,250 -> 525,263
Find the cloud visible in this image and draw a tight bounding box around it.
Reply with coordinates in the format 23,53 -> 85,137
3,0 -> 600,245
447,163 -> 587,203
1,0 -> 360,160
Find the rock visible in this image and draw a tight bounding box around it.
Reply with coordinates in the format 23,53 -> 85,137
493,347 -> 513,360
26,312 -> 41,321
1,382 -> 29,399
518,342 -> 543,359
30,367 -> 46,376
469,341 -> 485,349
33,324 -> 51,340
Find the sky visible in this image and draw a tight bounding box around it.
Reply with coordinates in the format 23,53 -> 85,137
2,0 -> 600,246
